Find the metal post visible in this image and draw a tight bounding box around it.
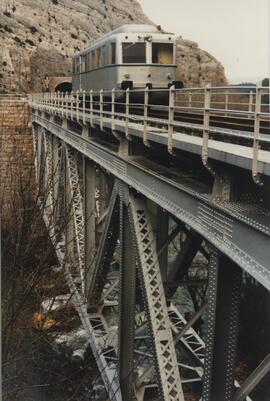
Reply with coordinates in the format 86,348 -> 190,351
58,92 -> 60,112
100,89 -> 103,131
125,88 -> 130,139
82,90 -> 86,125
202,84 -> 211,166
202,249 -> 242,401
252,84 -> 263,185
76,90 -> 79,122
61,92 -> 64,117
111,88 -> 116,134
248,90 -> 253,118
143,86 -> 149,146
70,91 -> 74,120
90,89 -> 93,127
168,85 -> 175,154
189,90 -> 192,110
64,92 -> 67,118
225,90 -> 229,116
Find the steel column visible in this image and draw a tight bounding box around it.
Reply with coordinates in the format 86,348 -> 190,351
118,200 -> 136,400
166,231 -> 202,297
202,249 -> 242,401
128,195 -> 185,401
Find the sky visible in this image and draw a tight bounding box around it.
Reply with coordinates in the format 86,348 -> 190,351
138,0 -> 269,83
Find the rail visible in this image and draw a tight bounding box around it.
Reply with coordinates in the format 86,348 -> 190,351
29,85 -> 270,182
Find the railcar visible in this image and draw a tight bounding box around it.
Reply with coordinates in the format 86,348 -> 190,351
72,24 -> 182,102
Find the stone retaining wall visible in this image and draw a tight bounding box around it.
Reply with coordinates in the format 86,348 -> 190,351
0,96 -> 35,219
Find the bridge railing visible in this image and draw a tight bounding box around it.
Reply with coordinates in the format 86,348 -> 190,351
29,85 -> 269,181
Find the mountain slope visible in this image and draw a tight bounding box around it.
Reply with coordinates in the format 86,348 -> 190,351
0,0 -> 226,93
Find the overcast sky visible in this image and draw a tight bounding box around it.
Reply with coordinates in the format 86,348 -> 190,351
138,0 -> 269,83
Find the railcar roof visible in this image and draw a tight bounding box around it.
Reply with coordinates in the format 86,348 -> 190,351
75,24 -> 174,57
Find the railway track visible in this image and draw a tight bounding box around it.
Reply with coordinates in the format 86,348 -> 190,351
112,104 -> 270,135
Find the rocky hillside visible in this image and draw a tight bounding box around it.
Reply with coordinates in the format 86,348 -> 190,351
0,0 -> 227,93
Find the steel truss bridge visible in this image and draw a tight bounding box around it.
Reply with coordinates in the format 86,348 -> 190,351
30,85 -> 270,401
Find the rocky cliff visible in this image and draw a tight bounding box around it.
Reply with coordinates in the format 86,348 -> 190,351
0,0 -> 227,93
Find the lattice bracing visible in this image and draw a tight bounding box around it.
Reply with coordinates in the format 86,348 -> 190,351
129,196 -> 185,401
66,147 -> 86,293
88,186 -> 119,305
43,131 -> 54,216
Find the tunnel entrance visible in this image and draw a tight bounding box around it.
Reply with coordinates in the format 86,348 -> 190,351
54,81 -> 72,92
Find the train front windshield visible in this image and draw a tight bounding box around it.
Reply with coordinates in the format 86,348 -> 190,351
122,43 -> 146,63
152,43 -> 174,64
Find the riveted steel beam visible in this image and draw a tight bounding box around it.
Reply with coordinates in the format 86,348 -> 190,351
202,249 -> 242,401
156,207 -> 169,281
35,159 -> 122,401
65,146 -> 86,293
83,157 -> 96,299
87,184 -> 119,304
43,131 -> 54,216
235,353 -> 270,401
118,200 -> 137,400
127,194 -> 185,401
31,117 -> 270,291
166,231 -> 203,297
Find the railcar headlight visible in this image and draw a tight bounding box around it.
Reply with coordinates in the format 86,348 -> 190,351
167,74 -> 173,80
125,74 -> 130,79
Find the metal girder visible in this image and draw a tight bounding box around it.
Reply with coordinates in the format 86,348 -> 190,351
202,249 -> 242,401
87,184 -> 119,304
43,130 -> 54,216
40,209 -> 122,401
31,116 -> 270,291
65,146 -> 85,293
118,200 -> 137,400
35,125 -> 45,194
128,194 -> 185,401
83,158 -> 97,299
33,151 -> 122,401
166,231 -> 203,296
51,135 -> 61,222
32,125 -> 39,184
156,207 -> 169,280
235,353 -> 270,401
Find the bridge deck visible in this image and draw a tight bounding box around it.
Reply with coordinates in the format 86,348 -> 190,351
32,112 -> 270,291
99,115 -> 270,175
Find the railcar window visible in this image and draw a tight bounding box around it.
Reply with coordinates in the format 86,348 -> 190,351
101,45 -> 106,67
110,43 -> 116,64
86,52 -> 91,71
81,55 -> 86,73
75,57 -> 80,74
91,50 -> 96,69
152,43 -> 174,64
97,48 -> 101,68
122,43 -> 146,63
